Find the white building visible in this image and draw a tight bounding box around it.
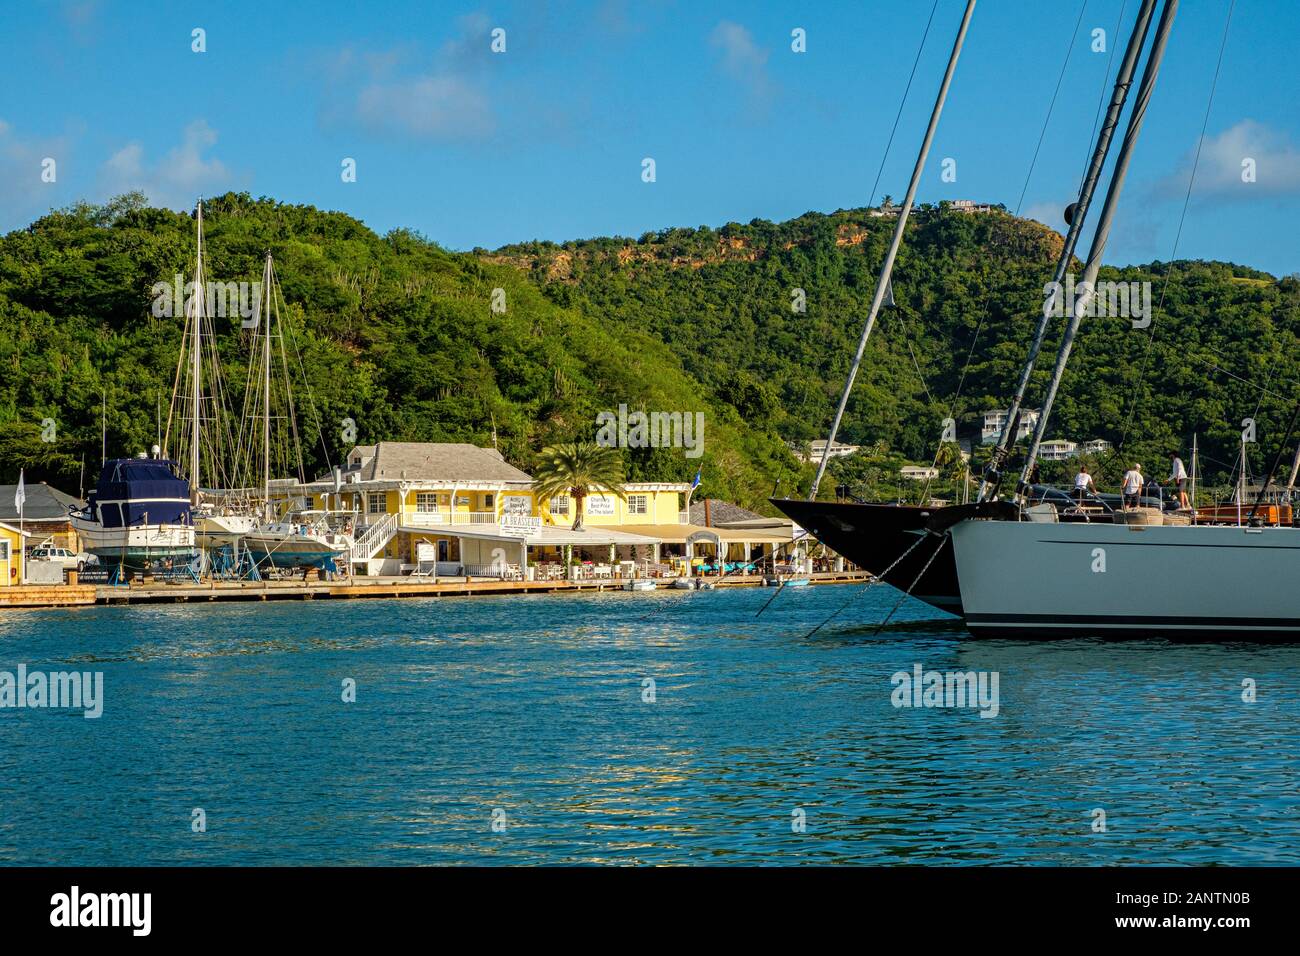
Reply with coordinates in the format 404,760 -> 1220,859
1037,439 -> 1079,461
795,439 -> 860,464
981,408 -> 1040,445
951,199 -> 996,214
901,466 -> 940,481
1081,439 -> 1113,456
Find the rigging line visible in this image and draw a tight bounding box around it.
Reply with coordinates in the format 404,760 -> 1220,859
1016,0 -> 1089,215
1115,0 -> 1236,452
921,2 -> 1091,492
1078,0 -> 1129,191
796,531 -> 934,638
1167,342 -> 1299,406
871,534 -> 950,637
866,0 -> 941,209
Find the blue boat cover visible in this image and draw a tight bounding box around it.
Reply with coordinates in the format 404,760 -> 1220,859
84,458 -> 193,527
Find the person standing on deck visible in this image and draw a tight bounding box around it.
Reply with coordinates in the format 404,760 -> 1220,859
1169,451 -> 1190,510
1122,463 -> 1144,509
1074,464 -> 1096,505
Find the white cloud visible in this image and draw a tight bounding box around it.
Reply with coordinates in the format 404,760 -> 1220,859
354,74 -> 494,140
710,21 -> 772,105
322,16 -> 497,142
100,120 -> 233,209
0,119 -> 75,229
1158,119 -> 1300,200
1021,200 -> 1069,231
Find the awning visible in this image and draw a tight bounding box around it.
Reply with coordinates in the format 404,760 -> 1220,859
618,523 -> 793,544
399,524 -> 659,547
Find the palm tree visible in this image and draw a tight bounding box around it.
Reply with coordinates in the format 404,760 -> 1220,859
532,442 -> 627,530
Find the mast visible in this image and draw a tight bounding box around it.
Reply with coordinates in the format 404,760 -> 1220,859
1286,433 -> 1300,497
1190,432 -> 1198,514
979,0 -> 1158,500
189,201 -> 205,505
1019,0 -> 1179,491
262,254 -> 273,509
809,0 -> 976,501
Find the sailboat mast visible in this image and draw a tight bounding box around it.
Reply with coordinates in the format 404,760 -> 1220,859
190,201 -> 205,505
262,254 -> 273,506
979,0 -> 1157,501
1019,0 -> 1179,491
809,0 -> 976,501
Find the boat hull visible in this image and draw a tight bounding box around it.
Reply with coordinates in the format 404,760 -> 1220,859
243,535 -> 345,571
950,519 -> 1300,639
195,513 -> 258,549
70,519 -> 198,571
771,499 -> 961,613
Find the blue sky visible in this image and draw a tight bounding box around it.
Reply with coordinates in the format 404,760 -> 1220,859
2,0 -> 1297,274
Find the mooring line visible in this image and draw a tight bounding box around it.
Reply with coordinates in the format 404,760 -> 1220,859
795,531 -> 935,638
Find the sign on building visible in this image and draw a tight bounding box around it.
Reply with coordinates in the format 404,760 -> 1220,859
586,495 -> 616,516
500,515 -> 542,537
501,495 -> 532,515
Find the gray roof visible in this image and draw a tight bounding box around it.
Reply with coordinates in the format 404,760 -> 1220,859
689,498 -> 765,526
0,482 -> 83,520
343,442 -> 534,483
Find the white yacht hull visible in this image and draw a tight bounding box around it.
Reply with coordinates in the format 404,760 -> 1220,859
195,512 -> 259,548
70,518 -> 197,569
949,519 -> 1300,639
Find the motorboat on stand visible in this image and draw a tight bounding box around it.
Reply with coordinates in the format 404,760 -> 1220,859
70,453 -> 198,576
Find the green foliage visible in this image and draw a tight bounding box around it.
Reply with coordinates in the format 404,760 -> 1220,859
531,441 -> 626,530
0,193 -> 796,507
494,206 -> 1300,496
4,195 -> 1294,511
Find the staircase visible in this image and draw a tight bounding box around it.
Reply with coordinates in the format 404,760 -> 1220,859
350,512 -> 399,574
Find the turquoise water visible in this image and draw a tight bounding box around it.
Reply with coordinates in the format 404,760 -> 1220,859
1,584 -> 1297,865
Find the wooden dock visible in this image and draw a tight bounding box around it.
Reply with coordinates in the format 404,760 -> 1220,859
0,571 -> 870,609
0,584 -> 98,608
94,571 -> 870,604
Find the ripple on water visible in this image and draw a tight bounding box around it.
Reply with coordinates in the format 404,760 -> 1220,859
1,586 -> 1298,864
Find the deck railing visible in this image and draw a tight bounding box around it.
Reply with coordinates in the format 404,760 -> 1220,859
403,511 -> 498,526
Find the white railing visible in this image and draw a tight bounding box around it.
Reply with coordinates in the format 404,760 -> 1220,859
352,512 -> 398,560
679,511 -> 690,523
403,511 -> 498,526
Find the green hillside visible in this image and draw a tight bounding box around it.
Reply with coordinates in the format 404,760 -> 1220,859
3,193 -> 1297,511
492,203 -> 1300,495
0,192 -> 793,508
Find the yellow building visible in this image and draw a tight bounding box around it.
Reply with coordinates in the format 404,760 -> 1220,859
279,441 -> 789,579
0,522 -> 29,586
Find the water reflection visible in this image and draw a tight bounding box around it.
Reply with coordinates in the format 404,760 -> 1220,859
1,585 -> 1297,864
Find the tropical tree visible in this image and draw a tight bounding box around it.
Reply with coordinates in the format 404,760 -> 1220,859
532,442 -> 626,530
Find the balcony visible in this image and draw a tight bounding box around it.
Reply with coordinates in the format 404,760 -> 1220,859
401,511 -> 499,526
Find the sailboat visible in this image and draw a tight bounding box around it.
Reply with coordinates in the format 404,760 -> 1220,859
236,253 -> 352,573
161,200 -> 259,552
929,0 -> 1300,639
772,0 -> 1162,616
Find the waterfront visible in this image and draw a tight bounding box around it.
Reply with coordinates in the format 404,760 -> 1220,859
2,584 -> 1297,866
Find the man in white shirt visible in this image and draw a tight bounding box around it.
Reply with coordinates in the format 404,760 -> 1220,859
1073,465 -> 1096,505
1169,451 -> 1190,510
1122,463 -> 1143,509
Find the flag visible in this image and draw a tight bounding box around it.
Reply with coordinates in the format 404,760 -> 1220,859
690,469 -> 702,491
883,279 -> 895,308
14,470 -> 24,513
